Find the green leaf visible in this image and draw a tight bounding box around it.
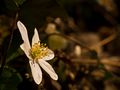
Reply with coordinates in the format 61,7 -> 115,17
0,66 -> 22,90
104,72 -> 112,80
5,0 -> 18,11
2,30 -> 22,63
13,0 -> 26,6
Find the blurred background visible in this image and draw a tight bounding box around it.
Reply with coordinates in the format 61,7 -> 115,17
0,0 -> 120,90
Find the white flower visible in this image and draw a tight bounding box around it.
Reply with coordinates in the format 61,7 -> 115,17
17,21 -> 58,84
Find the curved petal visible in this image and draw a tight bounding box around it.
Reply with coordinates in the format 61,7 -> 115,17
20,43 -> 31,59
38,60 -> 58,80
32,28 -> 40,46
29,61 -> 42,84
17,21 -> 31,49
42,49 -> 54,61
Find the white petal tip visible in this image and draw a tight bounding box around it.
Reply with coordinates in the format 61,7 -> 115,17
51,73 -> 58,80
17,21 -> 22,26
35,80 -> 41,85
34,28 -> 37,31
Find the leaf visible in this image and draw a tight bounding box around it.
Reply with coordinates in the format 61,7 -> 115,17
0,66 -> 22,90
2,30 -> 22,63
13,0 -> 26,6
104,72 -> 112,80
4,0 -> 18,12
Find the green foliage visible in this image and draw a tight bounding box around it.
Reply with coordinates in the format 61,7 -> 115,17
5,0 -> 18,11
13,0 -> 26,6
0,66 -> 22,90
104,72 -> 113,80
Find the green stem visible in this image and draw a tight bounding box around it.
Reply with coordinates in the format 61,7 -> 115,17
0,13 -> 18,76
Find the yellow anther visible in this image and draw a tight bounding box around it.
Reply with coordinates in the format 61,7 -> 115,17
30,42 -> 49,60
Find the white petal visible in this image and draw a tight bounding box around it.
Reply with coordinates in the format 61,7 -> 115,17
38,60 -> 58,80
17,21 -> 31,49
20,43 -> 31,59
42,49 -> 54,61
32,28 -> 40,46
29,61 -> 42,84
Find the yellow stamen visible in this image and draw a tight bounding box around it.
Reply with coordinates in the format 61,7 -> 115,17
30,42 -> 49,60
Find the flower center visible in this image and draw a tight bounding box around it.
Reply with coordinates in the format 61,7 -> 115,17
30,42 -> 49,60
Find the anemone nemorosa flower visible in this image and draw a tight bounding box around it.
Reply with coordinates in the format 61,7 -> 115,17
17,21 -> 58,84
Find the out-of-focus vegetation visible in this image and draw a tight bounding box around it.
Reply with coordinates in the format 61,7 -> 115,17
0,0 -> 120,90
